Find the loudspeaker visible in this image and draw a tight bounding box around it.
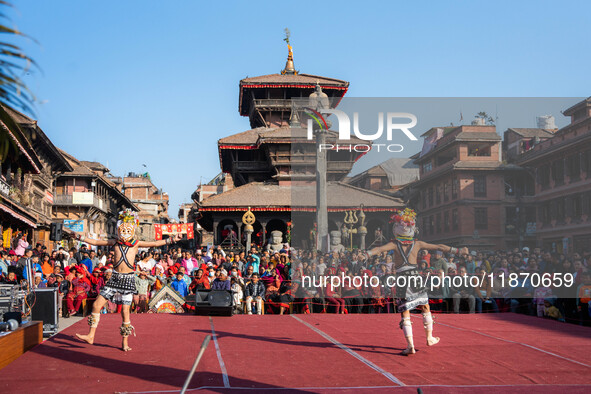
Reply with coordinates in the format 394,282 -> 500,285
29,288 -> 59,331
209,290 -> 232,307
193,290 -> 233,316
50,223 -> 63,242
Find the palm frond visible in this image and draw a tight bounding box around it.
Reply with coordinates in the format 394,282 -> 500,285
0,1 -> 38,115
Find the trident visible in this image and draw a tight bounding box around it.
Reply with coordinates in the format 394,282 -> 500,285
344,210 -> 358,250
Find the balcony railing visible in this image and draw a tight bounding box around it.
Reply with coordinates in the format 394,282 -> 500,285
234,161 -> 269,171
253,99 -> 292,109
53,193 -> 107,212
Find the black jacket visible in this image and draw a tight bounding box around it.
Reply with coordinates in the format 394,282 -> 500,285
245,281 -> 266,300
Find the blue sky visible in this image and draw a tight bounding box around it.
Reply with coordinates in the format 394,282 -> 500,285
9,0 -> 591,218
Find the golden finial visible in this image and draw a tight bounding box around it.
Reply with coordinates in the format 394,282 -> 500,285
242,207 -> 256,232
281,28 -> 297,75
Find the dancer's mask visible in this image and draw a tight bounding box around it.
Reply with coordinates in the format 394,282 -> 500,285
390,208 -> 417,244
117,209 -> 139,244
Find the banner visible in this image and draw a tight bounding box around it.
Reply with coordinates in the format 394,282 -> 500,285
72,192 -> 94,204
64,219 -> 84,232
154,223 -> 194,240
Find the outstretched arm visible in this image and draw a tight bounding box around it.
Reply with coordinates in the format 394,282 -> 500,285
366,241 -> 396,257
416,240 -> 468,256
73,232 -> 113,247
137,233 -> 182,248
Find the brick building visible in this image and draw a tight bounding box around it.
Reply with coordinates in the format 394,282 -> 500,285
191,173 -> 234,204
109,174 -> 170,241
503,128 -> 556,162
404,97 -> 591,253
515,97 -> 591,254
54,152 -> 137,241
407,125 -> 515,250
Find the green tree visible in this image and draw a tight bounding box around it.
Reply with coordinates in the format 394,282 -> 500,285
0,0 -> 36,113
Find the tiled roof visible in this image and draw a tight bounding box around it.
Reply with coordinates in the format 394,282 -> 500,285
563,97 -> 591,116
199,181 -> 403,209
2,105 -> 35,124
506,128 -> 555,138
81,161 -> 110,172
2,106 -> 72,172
218,128 -> 266,145
220,126 -> 370,146
240,73 -> 348,87
347,158 -> 419,187
1,105 -> 43,172
258,127 -> 308,139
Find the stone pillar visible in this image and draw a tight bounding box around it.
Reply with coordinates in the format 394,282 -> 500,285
358,208 -> 367,250
236,219 -> 241,248
358,226 -> 367,250
213,220 -> 219,245
316,131 -> 328,253
244,227 -> 253,251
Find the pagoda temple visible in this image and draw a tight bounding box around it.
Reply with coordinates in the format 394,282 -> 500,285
196,39 -> 403,249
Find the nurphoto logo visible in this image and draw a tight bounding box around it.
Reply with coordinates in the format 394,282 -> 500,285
305,108 -> 418,152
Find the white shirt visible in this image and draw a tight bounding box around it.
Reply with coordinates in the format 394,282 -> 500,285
138,259 -> 156,271
316,263 -> 327,275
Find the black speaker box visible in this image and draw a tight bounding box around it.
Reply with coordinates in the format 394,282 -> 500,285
29,288 -> 59,327
208,290 -> 232,307
193,290 -> 233,316
50,222 -> 63,242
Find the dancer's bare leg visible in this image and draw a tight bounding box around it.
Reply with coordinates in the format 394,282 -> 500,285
76,295 -> 108,344
420,304 -> 440,346
400,309 -> 415,355
120,304 -> 134,352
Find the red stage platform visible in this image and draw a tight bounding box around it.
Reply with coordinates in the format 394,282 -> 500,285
0,313 -> 589,393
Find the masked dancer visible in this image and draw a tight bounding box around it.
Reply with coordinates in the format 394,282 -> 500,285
74,209 -> 181,351
365,208 -> 468,355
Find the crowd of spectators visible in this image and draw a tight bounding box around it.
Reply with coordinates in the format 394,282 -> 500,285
0,236 -> 295,316
0,234 -> 589,326
290,246 -> 590,326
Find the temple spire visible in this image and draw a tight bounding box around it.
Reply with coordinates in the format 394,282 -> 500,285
281,28 -> 297,75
